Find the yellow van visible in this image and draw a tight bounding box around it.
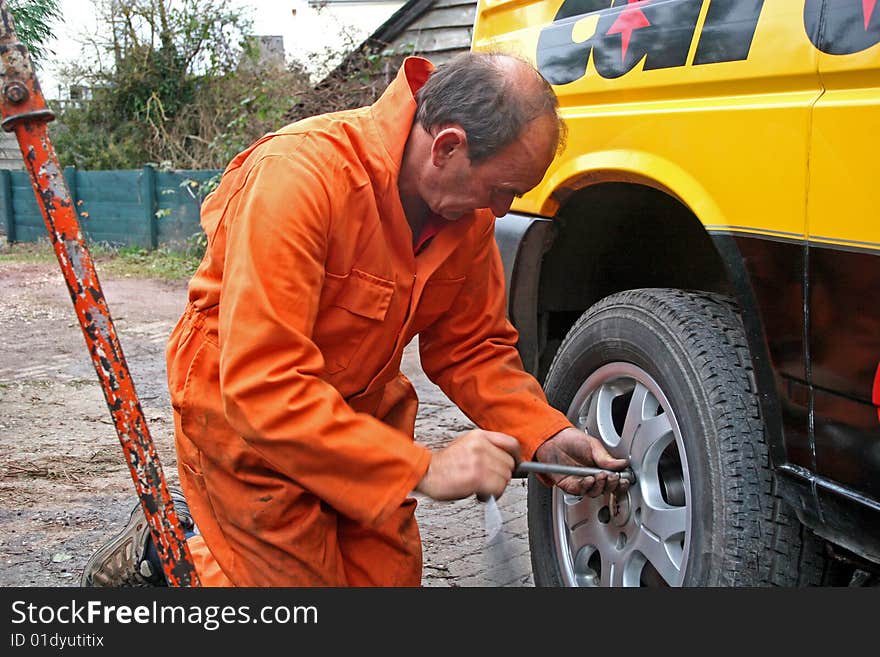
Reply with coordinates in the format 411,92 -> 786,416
473,0 -> 880,586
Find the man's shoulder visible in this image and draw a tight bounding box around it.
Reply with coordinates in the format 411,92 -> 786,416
273,105 -> 371,141
248,107 -> 375,168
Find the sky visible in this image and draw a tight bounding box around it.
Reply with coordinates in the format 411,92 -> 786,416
36,0 -> 404,99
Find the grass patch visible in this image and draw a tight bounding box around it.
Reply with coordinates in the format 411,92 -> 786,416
0,237 -> 204,281
92,244 -> 202,281
0,240 -> 56,263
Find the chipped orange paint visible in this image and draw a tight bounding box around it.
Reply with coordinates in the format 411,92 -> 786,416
0,0 -> 199,587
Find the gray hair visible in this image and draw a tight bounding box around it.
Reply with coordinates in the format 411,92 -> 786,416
415,52 -> 565,163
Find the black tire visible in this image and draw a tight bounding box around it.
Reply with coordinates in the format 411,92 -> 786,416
528,288 -> 833,586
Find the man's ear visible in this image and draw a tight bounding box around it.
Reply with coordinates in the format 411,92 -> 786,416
430,126 -> 468,167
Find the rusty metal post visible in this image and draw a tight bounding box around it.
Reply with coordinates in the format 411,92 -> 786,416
0,1 -> 199,586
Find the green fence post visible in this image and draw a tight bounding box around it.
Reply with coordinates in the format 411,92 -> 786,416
0,169 -> 12,243
142,164 -> 158,250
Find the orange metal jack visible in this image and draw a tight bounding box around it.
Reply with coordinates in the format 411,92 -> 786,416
0,2 -> 199,586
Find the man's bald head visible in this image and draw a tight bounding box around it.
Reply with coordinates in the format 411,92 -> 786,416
415,52 -> 565,164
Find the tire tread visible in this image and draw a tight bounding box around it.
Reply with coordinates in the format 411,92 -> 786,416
537,288 -> 828,586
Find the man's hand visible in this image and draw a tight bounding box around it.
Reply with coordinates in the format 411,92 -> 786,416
416,429 -> 521,501
534,427 -> 630,497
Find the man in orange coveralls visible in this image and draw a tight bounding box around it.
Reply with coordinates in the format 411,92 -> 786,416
81,52 -> 628,587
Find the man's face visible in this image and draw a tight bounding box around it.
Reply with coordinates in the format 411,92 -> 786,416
425,113 -> 558,221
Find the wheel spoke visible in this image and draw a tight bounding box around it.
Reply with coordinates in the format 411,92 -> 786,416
565,506 -> 619,565
620,382 -> 651,455
594,384 -> 620,447
628,412 -> 672,470
642,503 -> 687,542
568,521 -> 595,552
579,389 -> 601,437
562,495 -> 595,529
600,551 -> 627,587
633,526 -> 683,585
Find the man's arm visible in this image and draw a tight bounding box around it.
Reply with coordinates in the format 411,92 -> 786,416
418,216 -> 571,457
418,217 -> 627,496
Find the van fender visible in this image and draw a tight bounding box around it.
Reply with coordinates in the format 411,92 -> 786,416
494,213 -> 556,376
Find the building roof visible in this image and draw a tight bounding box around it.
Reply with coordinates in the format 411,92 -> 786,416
357,0 -> 477,61
367,0 -> 438,50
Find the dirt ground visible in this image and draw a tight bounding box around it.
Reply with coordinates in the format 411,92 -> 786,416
0,255 -> 533,588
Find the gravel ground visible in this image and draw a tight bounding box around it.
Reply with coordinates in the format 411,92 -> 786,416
0,256 -> 534,587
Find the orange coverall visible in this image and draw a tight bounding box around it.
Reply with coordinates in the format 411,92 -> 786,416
166,56 -> 573,586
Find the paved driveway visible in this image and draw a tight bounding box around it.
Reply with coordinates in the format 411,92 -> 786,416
0,257 -> 533,587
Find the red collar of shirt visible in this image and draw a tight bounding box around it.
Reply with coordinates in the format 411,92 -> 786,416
369,58 -> 475,254
414,213 -> 448,254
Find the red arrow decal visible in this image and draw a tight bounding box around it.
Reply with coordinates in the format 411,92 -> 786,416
865,0 -> 877,30
873,362 -> 880,422
607,0 -> 652,63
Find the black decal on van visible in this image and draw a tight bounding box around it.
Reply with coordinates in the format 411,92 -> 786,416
538,0 -> 758,84
806,0 -> 880,55
693,0 -> 764,65
593,0 -> 702,78
555,0 -> 612,21
537,0 -> 614,85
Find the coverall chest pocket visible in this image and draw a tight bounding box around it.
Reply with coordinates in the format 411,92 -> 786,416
314,268 -> 395,374
410,276 -> 466,336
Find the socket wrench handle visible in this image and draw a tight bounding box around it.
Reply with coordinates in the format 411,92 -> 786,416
514,461 -> 635,483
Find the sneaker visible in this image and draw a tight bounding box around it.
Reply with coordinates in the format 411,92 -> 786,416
80,488 -> 193,587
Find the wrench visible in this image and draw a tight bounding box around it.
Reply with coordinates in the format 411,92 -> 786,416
513,461 -> 636,484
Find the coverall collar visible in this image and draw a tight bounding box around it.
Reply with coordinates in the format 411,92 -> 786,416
369,56 -> 434,171
366,56 -> 484,282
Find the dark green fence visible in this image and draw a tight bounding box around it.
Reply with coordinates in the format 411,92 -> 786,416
1,167 -> 222,249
